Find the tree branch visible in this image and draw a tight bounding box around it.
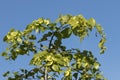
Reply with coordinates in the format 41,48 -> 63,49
44,67 -> 48,80
48,32 -> 55,50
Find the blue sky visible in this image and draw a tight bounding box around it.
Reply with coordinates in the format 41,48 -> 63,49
0,0 -> 120,80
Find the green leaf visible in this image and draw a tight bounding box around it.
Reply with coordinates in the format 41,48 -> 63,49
1,52 -> 8,57
46,61 -> 53,66
77,62 -> 82,69
54,39 -> 61,49
28,34 -> 36,40
30,50 -> 48,65
64,71 -> 70,77
61,27 -> 72,39
28,71 -> 35,76
17,37 -> 22,42
3,36 -> 8,42
38,32 -> 52,42
98,38 -> 106,54
43,19 -> 50,25
57,14 -> 71,25
52,64 -> 60,72
48,23 -> 56,30
68,16 -> 79,28
73,73 -> 78,79
88,18 -> 96,28
45,54 -> 53,61
54,58 -> 64,66
53,54 -> 64,66
94,62 -> 100,70
3,71 -> 10,77
95,24 -> 103,35
96,73 -> 104,79
98,38 -> 106,48
13,72 -> 19,76
54,31 -> 62,40
33,68 -> 39,73
64,68 -> 71,77
39,26 -> 48,32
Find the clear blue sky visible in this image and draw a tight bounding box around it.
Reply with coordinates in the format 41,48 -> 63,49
0,0 -> 120,80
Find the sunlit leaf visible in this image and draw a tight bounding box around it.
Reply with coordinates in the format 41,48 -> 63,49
88,18 -> 96,27
94,62 -> 100,70
46,61 -> 53,66
52,64 -> 60,72
64,68 -> 71,77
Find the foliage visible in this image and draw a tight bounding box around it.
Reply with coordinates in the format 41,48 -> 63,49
1,14 -> 107,80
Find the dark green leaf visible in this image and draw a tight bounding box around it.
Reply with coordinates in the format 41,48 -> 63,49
3,71 -> 10,77
61,27 -> 72,39
1,52 -> 8,57
73,73 -> 78,80
33,68 -> 39,73
54,39 -> 61,49
3,36 -> 8,42
38,32 -> 52,42
54,31 -> 62,40
48,23 -> 56,30
29,35 -> 36,40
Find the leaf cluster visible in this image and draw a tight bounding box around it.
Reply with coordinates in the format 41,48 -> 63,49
1,14 -> 107,80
